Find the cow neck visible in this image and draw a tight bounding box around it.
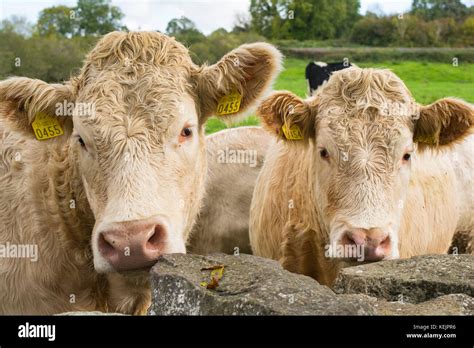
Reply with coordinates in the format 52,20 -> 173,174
307,147 -> 343,285
49,139 -> 95,246
27,139 -> 106,311
307,149 -> 331,242
279,143 -> 341,286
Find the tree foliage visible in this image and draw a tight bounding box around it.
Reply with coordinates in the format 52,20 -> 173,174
351,14 -> 396,46
165,17 -> 205,45
249,0 -> 360,40
36,0 -> 126,37
411,0 -> 469,21
351,11 -> 472,47
0,0 -> 473,85
37,6 -> 76,37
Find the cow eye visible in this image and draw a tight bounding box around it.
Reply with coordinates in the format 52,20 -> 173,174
78,136 -> 86,149
181,127 -> 192,138
403,153 -> 411,161
319,148 -> 329,160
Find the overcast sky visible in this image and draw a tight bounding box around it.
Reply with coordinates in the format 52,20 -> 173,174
0,0 -> 473,35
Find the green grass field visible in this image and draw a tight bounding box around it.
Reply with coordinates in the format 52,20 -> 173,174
205,58 -> 474,134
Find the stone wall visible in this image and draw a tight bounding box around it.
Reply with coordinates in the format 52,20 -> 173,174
148,253 -> 473,316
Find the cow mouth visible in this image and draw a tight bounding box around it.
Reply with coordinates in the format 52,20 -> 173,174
117,267 -> 154,275
340,257 -> 381,265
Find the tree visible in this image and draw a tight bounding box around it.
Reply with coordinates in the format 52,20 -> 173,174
165,17 -> 205,45
280,0 -> 313,40
459,15 -> 474,45
411,0 -> 469,21
1,16 -> 34,36
232,12 -> 252,33
166,17 -> 196,35
0,18 -> 28,79
75,0 -> 127,36
401,15 -> 437,46
249,0 -> 283,38
35,0 -> 126,37
351,14 -> 397,46
37,6 -> 76,37
432,17 -> 457,44
249,0 -> 360,40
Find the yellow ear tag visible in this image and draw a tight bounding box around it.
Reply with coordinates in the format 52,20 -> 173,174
282,123 -> 303,140
216,91 -> 242,116
32,112 -> 64,141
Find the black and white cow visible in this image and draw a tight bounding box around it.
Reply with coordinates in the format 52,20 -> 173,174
305,61 -> 352,95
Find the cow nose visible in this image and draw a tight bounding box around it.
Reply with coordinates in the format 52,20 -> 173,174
98,218 -> 167,271
342,228 -> 391,261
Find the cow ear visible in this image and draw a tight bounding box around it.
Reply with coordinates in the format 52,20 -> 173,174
0,77 -> 74,139
414,98 -> 474,151
196,42 -> 282,123
256,91 -> 314,141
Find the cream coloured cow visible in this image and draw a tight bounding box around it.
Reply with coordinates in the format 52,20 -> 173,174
0,31 -> 282,314
250,67 -> 473,286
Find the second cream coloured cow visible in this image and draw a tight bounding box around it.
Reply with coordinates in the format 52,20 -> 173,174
250,67 -> 474,286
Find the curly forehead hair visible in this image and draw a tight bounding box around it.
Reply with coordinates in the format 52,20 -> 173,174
313,67 -> 414,113
71,31 -> 200,102
69,32 -> 201,139
79,31 -> 196,72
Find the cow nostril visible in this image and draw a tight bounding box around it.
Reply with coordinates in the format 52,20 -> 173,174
98,233 -> 116,257
380,235 -> 390,247
342,231 -> 358,246
146,224 -> 164,251
345,229 -> 371,246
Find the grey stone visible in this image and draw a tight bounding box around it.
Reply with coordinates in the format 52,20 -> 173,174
340,294 -> 473,315
57,311 -> 127,315
334,254 -> 474,303
148,253 -> 375,315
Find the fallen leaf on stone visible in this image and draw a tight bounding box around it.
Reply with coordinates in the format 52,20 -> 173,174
200,265 -> 225,290
201,265 -> 225,271
206,275 -> 220,289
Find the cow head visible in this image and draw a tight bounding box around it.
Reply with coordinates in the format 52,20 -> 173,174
258,67 -> 473,262
0,31 -> 281,272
